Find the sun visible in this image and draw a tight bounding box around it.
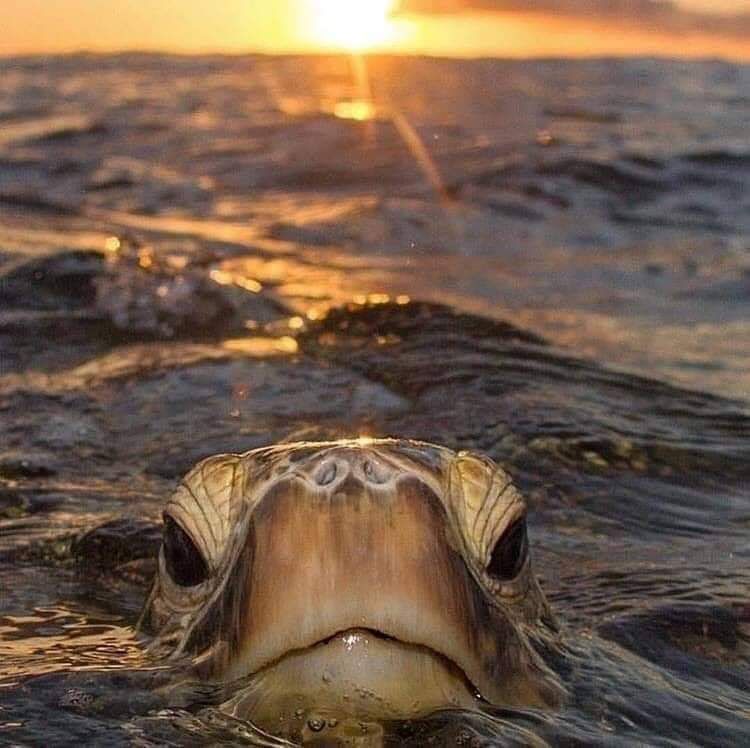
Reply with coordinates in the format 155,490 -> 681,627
307,0 -> 399,51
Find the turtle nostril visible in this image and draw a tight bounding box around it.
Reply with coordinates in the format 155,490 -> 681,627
315,459 -> 338,486
363,458 -> 390,484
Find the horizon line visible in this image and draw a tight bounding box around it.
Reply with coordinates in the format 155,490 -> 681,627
1,47 -> 748,64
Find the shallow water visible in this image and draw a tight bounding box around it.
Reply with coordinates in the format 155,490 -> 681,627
0,53 -> 749,745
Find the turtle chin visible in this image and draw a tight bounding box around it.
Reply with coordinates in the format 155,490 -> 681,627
222,627 -> 479,730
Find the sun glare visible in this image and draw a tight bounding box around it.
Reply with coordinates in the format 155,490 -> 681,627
307,0 -> 398,51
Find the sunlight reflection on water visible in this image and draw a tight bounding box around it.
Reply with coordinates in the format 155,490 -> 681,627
0,52 -> 749,746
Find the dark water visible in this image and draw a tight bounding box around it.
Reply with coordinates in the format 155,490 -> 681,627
0,53 -> 749,745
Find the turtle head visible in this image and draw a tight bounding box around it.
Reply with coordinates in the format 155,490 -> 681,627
142,439 -> 563,732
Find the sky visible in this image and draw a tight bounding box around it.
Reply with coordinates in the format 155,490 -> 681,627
2,0 -> 749,60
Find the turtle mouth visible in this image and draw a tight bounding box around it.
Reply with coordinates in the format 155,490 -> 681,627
222,626 -> 482,723
238,625 -> 481,692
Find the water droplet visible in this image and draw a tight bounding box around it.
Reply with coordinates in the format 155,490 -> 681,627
307,717 -> 326,732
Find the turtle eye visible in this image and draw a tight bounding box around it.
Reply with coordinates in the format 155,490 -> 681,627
162,515 -> 209,587
487,518 -> 528,582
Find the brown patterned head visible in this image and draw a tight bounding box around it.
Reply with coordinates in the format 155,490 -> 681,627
142,439 -> 563,729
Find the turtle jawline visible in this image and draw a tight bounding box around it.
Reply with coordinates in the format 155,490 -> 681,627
252,626 -> 480,692
219,627 -> 484,730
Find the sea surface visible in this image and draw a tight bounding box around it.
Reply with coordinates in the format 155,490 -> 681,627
0,53 -> 748,746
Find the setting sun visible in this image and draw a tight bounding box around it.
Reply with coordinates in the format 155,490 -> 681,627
307,0 -> 399,51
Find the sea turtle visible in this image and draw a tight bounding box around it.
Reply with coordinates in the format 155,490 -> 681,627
137,438 -> 564,741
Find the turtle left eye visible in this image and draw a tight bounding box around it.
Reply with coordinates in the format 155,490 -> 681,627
487,518 -> 528,582
162,515 -> 209,587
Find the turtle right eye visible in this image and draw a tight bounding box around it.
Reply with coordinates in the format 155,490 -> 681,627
162,515 -> 209,587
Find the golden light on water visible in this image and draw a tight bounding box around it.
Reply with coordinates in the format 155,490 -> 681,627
333,100 -> 377,122
307,0 -> 399,51
138,249 -> 154,269
210,268 -> 263,293
223,336 -> 299,356
104,236 -> 121,254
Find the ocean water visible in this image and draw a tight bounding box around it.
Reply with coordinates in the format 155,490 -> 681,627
0,53 -> 748,745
